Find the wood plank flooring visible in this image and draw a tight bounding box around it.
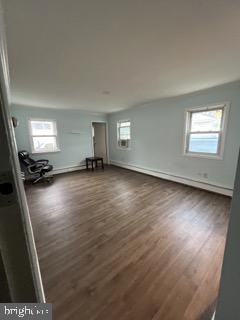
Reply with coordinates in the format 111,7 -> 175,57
25,166 -> 230,320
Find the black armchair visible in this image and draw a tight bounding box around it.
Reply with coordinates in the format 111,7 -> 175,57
18,150 -> 53,184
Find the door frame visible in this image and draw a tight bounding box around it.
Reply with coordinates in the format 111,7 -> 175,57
0,1 -> 45,301
91,120 -> 110,164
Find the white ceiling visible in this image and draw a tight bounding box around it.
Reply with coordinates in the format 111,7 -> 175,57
3,0 -> 240,113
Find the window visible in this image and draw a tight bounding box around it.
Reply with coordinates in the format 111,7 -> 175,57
184,103 -> 229,158
117,120 -> 131,149
29,119 -> 59,153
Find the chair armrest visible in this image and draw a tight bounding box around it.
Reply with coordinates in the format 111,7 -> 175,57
36,159 -> 49,165
27,163 -> 43,174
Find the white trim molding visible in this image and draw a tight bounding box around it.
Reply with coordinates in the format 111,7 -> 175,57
28,118 -> 60,154
183,102 -> 230,160
91,120 -> 110,164
110,160 -> 233,197
0,2 -> 46,302
50,164 -> 86,175
117,119 -> 131,150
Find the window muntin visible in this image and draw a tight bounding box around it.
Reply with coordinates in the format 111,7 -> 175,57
184,104 -> 228,158
117,120 -> 131,149
29,119 -> 59,153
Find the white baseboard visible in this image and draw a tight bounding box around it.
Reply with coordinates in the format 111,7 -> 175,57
51,165 -> 86,175
110,160 -> 233,197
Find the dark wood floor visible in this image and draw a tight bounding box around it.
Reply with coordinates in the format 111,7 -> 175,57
25,166 -> 230,320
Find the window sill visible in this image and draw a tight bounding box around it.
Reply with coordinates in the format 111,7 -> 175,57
183,152 -> 223,160
117,146 -> 131,151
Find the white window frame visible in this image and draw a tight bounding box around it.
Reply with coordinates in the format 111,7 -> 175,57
117,119 -> 131,150
28,118 -> 60,154
183,102 -> 230,159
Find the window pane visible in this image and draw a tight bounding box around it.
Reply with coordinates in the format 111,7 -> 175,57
31,120 -> 55,135
188,133 -> 219,154
191,109 -> 223,132
119,126 -> 130,140
33,136 -> 57,152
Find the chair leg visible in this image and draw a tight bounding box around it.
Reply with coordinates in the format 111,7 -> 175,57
33,171 -> 53,184
33,175 -> 44,184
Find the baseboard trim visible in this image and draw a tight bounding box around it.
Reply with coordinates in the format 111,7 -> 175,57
51,165 -> 86,175
110,160 -> 233,197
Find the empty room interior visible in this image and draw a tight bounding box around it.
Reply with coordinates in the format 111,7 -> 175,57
1,0 -> 240,319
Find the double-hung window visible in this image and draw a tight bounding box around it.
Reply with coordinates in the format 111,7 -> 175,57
29,119 -> 59,153
117,120 -> 131,149
184,103 -> 229,158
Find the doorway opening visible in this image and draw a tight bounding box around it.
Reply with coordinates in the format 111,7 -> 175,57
92,122 -> 108,164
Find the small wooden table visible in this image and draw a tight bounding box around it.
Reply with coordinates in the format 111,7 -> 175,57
86,157 -> 104,171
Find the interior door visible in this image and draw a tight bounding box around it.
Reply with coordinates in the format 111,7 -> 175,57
0,5 -> 44,302
93,122 -> 107,163
215,149 -> 240,319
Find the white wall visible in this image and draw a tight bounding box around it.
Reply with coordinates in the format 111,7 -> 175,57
108,81 -> 240,192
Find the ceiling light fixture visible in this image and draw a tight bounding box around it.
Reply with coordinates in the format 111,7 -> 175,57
102,90 -> 110,95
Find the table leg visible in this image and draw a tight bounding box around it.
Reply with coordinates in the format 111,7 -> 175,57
91,160 -> 94,171
86,159 -> 89,170
102,159 -> 104,170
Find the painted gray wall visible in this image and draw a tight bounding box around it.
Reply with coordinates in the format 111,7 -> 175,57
215,150 -> 240,320
11,105 -> 107,169
108,81 -> 240,190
